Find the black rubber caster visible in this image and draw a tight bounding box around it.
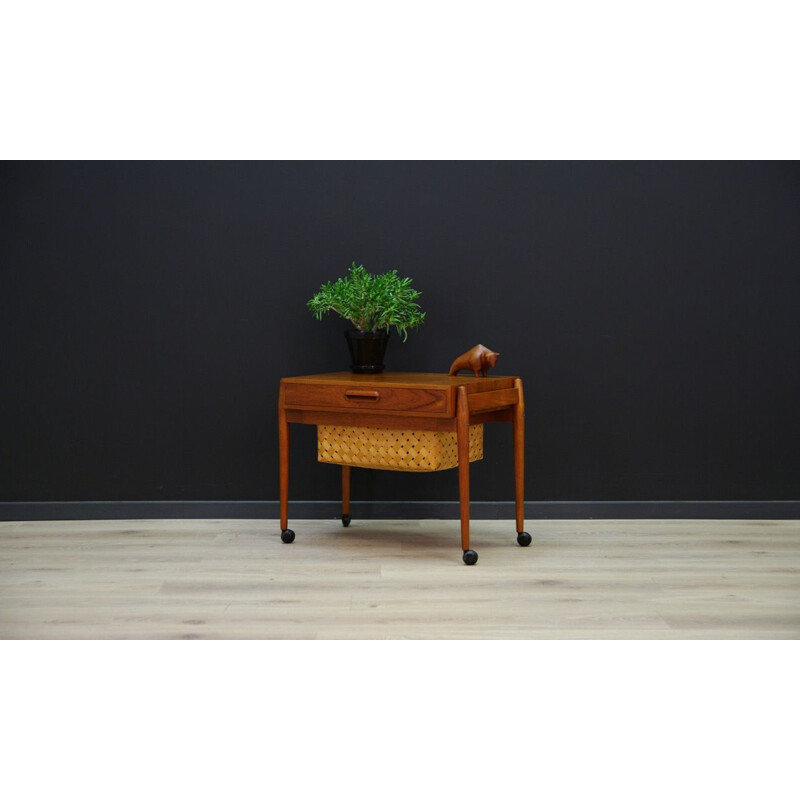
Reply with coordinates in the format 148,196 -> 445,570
462,549 -> 478,565
281,529 -> 295,543
517,531 -> 532,547
341,514 -> 351,527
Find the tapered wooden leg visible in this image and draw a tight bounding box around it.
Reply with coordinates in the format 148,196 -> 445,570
456,386 -> 476,563
513,378 -> 531,546
341,465 -> 351,526
278,381 -> 292,539
513,378 -> 525,531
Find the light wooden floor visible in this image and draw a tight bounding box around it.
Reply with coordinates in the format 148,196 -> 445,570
1,518 -> 798,639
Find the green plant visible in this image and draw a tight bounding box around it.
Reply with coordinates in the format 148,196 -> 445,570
307,262 -> 426,341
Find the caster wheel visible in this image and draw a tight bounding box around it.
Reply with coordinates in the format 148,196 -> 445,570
462,549 -> 478,566
341,514 -> 351,527
517,531 -> 532,547
281,529 -> 295,543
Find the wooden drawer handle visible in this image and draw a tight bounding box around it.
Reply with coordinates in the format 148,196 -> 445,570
345,390 -> 380,401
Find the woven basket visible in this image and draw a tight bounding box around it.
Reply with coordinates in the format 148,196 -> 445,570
317,424 -> 484,472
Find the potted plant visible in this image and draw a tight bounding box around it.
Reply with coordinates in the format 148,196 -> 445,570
307,262 -> 425,373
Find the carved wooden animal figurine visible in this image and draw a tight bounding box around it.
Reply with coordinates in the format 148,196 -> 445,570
448,344 -> 500,377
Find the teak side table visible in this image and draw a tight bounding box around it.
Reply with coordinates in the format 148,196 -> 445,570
278,372 -> 530,565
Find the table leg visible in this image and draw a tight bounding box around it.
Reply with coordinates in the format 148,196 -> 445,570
513,378 -> 531,547
456,386 -> 477,565
341,465 -> 351,527
278,381 -> 294,542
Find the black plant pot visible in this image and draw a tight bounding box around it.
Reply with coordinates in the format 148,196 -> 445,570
344,330 -> 389,374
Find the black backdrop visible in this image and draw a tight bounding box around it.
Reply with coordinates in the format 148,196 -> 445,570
2,161 -> 799,516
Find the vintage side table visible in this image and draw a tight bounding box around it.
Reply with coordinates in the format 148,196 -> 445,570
278,372 -> 530,565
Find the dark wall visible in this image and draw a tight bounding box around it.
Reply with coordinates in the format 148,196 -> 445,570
2,161 -> 799,506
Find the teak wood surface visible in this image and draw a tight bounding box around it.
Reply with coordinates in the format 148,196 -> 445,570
279,372 -> 525,562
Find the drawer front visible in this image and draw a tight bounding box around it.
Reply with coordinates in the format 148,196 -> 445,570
283,383 -> 450,416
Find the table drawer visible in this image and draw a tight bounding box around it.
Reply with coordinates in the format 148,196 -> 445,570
283,382 -> 450,415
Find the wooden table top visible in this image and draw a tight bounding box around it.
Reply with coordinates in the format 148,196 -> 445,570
281,372 -> 518,392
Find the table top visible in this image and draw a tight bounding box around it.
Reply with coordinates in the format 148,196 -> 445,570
281,371 -> 518,392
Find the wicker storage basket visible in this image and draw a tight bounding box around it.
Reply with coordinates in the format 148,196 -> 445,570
317,424 -> 483,472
